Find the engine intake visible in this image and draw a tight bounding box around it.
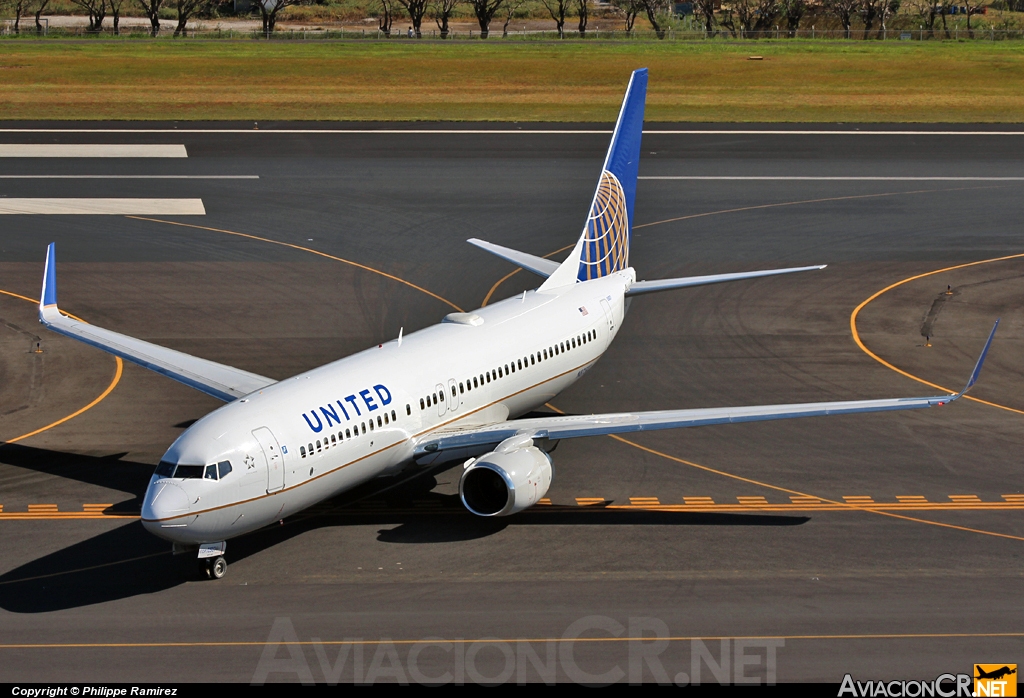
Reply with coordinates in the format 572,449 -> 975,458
460,438 -> 553,517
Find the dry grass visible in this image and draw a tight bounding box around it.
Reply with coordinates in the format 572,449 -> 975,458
0,41 -> 1022,121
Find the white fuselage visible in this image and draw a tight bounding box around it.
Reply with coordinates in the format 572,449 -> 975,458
141,270 -> 633,544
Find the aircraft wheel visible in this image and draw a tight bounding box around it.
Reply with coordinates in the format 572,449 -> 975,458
210,556 -> 227,580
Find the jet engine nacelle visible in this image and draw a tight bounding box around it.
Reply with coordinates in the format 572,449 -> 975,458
459,435 -> 553,517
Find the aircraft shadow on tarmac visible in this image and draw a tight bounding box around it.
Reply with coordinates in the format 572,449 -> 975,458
0,443 -> 151,511
0,454 -> 808,614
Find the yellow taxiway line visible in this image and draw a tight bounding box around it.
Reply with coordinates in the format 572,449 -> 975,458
2,498 -> 1022,521
3,631 -> 1024,650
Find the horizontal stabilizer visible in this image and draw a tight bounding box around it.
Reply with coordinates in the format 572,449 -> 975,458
626,264 -> 827,297
467,238 -> 559,278
38,243 -> 276,402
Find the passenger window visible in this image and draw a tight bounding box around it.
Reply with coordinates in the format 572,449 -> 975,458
392,409 -> 397,421
316,440 -> 322,452
459,382 -> 464,394
432,392 -> 437,404
378,415 -> 383,427
331,434 -> 336,445
383,413 -> 389,425
204,464 -> 218,480
518,359 -> 523,370
530,355 -> 535,365
338,431 -> 343,441
308,442 -> 313,454
439,391 -> 444,402
420,398 -> 425,410
486,373 -> 490,383
473,377 -> 478,388
406,404 -> 411,416
218,460 -> 232,478
300,446 -> 307,458
361,423 -> 366,434
451,385 -> 456,397
346,429 -> 351,439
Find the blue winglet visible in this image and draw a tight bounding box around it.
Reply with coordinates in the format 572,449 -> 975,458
958,319 -> 999,398
40,242 -> 58,309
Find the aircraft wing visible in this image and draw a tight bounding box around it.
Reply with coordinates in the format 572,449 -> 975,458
37,243 -> 276,402
414,320 -> 998,458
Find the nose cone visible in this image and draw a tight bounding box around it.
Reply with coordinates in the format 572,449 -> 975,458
142,480 -> 190,528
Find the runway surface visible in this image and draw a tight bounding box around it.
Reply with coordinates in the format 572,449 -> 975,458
0,124 -> 1022,684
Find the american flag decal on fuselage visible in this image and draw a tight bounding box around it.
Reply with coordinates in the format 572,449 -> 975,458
577,169 -> 630,282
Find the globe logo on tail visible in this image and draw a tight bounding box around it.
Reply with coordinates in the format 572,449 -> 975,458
577,170 -> 630,282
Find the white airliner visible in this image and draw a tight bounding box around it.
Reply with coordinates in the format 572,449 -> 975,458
36,68 -> 996,579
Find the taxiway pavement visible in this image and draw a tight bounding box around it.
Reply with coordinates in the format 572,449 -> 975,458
0,124 -> 1022,683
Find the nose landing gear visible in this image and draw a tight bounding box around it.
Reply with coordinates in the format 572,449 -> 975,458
201,555 -> 227,580
196,541 -> 228,580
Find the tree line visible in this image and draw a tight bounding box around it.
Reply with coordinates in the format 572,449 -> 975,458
0,0 -> 309,34
2,0 -> 1018,37
375,0 -> 671,39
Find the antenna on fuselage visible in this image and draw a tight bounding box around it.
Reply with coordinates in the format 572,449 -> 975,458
398,327 -> 404,347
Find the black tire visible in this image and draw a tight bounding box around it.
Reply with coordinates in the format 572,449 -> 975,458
210,556 -> 227,579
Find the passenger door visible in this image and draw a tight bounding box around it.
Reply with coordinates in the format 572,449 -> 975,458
253,427 -> 284,493
600,297 -> 616,334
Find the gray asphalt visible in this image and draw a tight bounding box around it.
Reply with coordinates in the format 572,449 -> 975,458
0,125 -> 1023,684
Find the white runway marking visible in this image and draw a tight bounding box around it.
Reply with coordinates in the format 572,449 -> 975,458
0,144 -> 188,157
641,176 -> 1024,181
0,198 -> 206,214
1,129 -> 1024,136
0,175 -> 257,179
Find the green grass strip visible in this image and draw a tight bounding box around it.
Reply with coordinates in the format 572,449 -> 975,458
1,40 -> 1023,121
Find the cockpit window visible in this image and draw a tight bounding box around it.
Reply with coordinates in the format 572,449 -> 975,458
204,464 -> 218,480
217,461 -> 232,479
154,461 -> 176,478
175,465 -> 204,479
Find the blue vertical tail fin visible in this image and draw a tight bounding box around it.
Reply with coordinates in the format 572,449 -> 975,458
540,68 -> 648,290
